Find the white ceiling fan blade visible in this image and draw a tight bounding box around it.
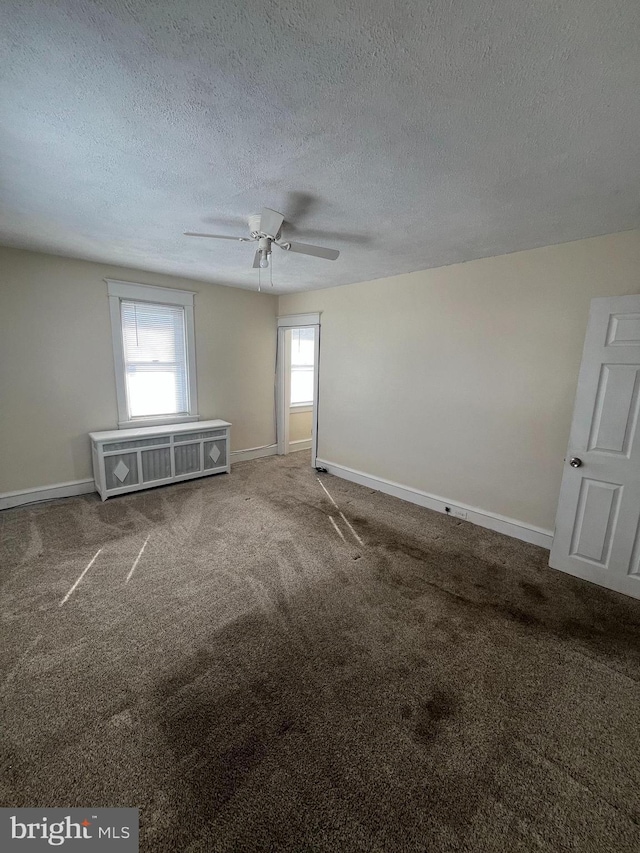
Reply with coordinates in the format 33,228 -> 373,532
184,232 -> 250,242
260,208 -> 285,239
252,249 -> 261,269
284,241 -> 340,260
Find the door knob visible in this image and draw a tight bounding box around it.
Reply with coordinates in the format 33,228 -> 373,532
569,457 -> 582,468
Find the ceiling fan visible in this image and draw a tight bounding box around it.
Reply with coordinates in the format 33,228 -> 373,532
184,207 -> 340,271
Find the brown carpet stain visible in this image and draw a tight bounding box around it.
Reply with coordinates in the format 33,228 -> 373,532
413,690 -> 459,746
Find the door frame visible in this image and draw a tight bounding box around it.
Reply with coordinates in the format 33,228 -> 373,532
276,313 -> 321,466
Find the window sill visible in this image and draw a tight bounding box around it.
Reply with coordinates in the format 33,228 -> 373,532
290,404 -> 313,414
118,414 -> 200,430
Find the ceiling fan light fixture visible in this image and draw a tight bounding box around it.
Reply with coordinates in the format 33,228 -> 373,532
257,237 -> 271,269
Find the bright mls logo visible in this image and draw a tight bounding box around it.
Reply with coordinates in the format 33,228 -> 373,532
0,809 -> 138,851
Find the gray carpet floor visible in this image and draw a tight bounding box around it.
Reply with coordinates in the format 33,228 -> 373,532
1,451 -> 640,852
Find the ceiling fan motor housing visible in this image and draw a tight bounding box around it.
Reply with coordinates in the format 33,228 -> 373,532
248,214 -> 262,238
249,212 -> 283,240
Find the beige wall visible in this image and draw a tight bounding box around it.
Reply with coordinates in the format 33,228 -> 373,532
289,409 -> 313,444
0,247 -> 278,493
279,230 -> 640,532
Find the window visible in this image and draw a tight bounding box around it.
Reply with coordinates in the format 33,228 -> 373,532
120,300 -> 187,418
107,280 -> 198,427
290,327 -> 315,406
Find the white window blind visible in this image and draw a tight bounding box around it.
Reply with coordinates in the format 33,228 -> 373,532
290,327 -> 315,405
120,300 -> 189,419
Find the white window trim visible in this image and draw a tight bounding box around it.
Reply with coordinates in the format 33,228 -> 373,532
277,312 -> 321,328
290,403 -> 313,413
106,279 -> 199,429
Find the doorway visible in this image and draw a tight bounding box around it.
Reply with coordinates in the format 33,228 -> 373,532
276,313 -> 320,466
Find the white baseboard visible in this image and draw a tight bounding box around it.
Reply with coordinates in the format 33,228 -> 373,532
231,444 -> 278,463
288,439 -> 312,452
1,445 -> 279,510
316,458 -> 554,550
1,451 -> 552,554
0,479 -> 96,511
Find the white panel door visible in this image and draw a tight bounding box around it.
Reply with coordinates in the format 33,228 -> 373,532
550,295 -> 640,598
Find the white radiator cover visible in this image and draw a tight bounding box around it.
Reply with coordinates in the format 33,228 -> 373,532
89,420 -> 231,500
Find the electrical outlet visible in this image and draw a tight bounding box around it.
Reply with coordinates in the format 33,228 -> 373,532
451,508 -> 467,520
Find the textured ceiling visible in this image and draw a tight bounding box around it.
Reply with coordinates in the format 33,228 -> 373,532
1,1 -> 639,293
